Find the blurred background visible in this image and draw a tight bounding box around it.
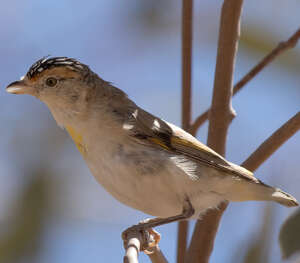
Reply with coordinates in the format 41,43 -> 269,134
1,0 -> 300,262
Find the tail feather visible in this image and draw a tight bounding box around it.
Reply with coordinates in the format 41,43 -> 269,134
271,188 -> 299,207
226,178 -> 298,207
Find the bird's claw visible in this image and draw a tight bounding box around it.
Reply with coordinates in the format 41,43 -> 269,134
122,220 -> 161,255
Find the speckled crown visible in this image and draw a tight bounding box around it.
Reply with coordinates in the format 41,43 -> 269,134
26,56 -> 88,79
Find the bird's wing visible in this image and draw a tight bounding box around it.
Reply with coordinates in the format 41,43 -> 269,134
124,107 -> 257,182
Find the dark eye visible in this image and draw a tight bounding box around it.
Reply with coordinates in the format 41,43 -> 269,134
46,77 -> 57,87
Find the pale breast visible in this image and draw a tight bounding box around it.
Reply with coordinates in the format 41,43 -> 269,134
65,122 -> 226,218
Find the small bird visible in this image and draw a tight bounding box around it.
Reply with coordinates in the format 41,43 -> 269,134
6,57 -> 298,233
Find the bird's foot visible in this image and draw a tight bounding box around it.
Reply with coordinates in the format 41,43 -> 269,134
122,219 -> 161,254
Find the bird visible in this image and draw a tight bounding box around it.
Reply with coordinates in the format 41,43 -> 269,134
6,57 -> 298,236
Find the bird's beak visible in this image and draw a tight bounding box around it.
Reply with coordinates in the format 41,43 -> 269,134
6,80 -> 35,95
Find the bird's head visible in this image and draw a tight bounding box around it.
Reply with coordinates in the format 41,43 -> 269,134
6,57 -> 129,127
7,57 -> 96,104
6,57 -> 113,126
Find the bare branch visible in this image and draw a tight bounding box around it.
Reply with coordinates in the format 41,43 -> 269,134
123,229 -> 167,263
187,0 -> 243,262
148,247 -> 169,263
189,111 -> 209,135
190,27 -> 300,135
206,0 -> 241,153
181,0 -> 193,131
232,28 -> 300,96
177,0 -> 194,262
123,232 -> 142,263
207,0 -> 242,155
177,221 -> 189,263
242,111 -> 300,172
185,202 -> 228,263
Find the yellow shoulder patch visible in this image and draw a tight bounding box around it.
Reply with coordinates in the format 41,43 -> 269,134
148,138 -> 171,150
65,125 -> 87,156
171,136 -> 216,156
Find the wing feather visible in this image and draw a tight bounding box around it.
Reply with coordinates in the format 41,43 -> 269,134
124,107 -> 257,183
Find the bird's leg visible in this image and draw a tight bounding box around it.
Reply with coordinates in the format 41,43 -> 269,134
122,199 -> 194,251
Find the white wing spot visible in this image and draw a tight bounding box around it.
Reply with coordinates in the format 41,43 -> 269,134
132,109 -> 138,119
152,119 -> 161,131
123,123 -> 134,130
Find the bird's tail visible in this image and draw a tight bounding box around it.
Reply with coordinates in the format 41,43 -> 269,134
269,187 -> 299,207
227,178 -> 298,207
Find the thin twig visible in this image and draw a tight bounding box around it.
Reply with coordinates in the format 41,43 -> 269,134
242,111 -> 300,172
181,0 -> 193,131
189,27 -> 300,135
186,1 -> 243,262
123,232 -> 142,263
177,0 -> 193,262
124,230 -> 167,263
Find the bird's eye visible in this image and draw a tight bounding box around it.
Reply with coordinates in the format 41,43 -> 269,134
46,77 -> 57,87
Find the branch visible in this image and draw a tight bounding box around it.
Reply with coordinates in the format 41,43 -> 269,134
189,27 -> 300,135
242,111 -> 300,172
148,247 -> 169,263
177,221 -> 189,263
181,0 -> 193,131
185,112 -> 300,263
178,0 -> 193,262
123,232 -> 142,263
208,0 -> 242,155
123,230 -> 168,263
185,202 -> 228,263
186,0 -> 243,262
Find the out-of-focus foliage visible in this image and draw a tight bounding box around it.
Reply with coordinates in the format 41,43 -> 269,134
230,205 -> 274,263
0,170 -> 51,262
279,208 -> 300,259
130,0 -> 174,30
242,206 -> 274,263
240,26 -> 300,74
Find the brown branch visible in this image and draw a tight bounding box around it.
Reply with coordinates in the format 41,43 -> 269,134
186,1 -> 243,262
189,111 -> 209,135
177,0 -> 193,262
177,221 -> 189,263
181,0 -> 193,132
232,28 -> 300,96
242,111 -> 300,172
184,112 -> 300,263
189,27 -> 300,135
148,247 -> 169,263
207,0 -> 241,154
185,202 -> 228,263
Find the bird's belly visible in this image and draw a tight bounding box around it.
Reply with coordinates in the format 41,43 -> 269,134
88,161 -> 186,217
85,145 -> 185,217
84,143 -> 225,218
